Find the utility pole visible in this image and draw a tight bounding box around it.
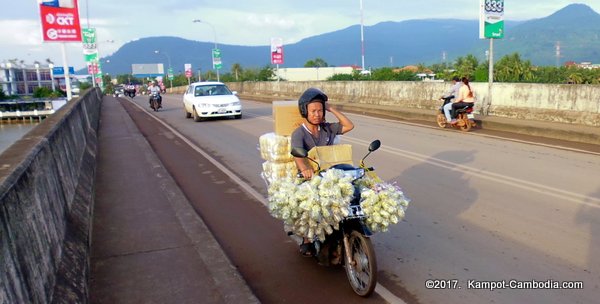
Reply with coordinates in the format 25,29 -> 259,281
555,41 -> 561,67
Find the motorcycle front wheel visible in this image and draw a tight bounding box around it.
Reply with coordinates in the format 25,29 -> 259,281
436,113 -> 447,128
344,231 -> 377,297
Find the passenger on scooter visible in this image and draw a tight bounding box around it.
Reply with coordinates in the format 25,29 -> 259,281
442,76 -> 462,123
290,87 -> 354,256
449,77 -> 476,124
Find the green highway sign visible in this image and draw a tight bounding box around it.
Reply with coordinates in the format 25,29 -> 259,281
212,48 -> 222,70
479,0 -> 504,39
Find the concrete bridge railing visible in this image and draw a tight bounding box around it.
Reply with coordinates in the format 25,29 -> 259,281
0,88 -> 102,303
170,80 -> 600,126
225,81 -> 600,127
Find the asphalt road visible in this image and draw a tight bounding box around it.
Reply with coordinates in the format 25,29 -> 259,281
122,94 -> 600,304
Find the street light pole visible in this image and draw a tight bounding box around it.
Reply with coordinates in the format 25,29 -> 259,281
360,0 -> 365,72
154,50 -> 173,90
193,19 -> 220,82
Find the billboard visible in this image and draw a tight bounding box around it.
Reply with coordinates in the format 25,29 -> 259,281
39,0 -> 82,42
132,64 -> 165,77
271,37 -> 284,65
480,0 -> 504,39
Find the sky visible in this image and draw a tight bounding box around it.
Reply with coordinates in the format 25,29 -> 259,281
1,0 -> 598,69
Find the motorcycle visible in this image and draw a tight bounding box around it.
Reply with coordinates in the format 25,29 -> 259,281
289,140 -> 381,297
149,92 -> 161,112
436,97 -> 477,131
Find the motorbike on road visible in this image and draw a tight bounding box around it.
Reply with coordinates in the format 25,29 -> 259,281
149,92 -> 161,112
436,97 -> 477,131
290,140 -> 382,297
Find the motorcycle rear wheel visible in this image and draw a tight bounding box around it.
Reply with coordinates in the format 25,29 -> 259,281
344,231 -> 377,297
436,113 -> 447,128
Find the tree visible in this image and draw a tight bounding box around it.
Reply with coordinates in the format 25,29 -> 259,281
454,54 -> 479,79
33,87 -> 53,98
204,70 -> 216,81
567,72 -> 583,84
231,63 -> 243,81
257,65 -> 275,81
495,53 -> 534,82
304,58 -> 328,67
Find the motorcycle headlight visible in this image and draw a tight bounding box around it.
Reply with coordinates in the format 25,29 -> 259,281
344,168 -> 365,180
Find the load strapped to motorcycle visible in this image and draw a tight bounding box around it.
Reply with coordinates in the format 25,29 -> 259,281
259,101 -> 410,297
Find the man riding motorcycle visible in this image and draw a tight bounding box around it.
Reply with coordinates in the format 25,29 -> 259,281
290,87 -> 354,257
441,76 -> 462,123
148,82 -> 162,109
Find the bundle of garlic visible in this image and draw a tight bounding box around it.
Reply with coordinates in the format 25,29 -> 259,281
259,132 -> 293,163
359,182 -> 410,232
267,169 -> 355,241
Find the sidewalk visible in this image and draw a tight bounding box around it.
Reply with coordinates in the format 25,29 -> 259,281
238,93 -> 600,146
90,97 -> 259,303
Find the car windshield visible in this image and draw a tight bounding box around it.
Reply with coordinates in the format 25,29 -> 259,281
194,85 -> 232,97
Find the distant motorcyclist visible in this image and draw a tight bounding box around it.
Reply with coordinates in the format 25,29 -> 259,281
148,82 -> 162,108
449,77 -> 476,123
442,76 -> 462,123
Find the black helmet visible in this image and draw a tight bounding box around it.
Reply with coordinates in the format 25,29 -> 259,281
298,87 -> 328,119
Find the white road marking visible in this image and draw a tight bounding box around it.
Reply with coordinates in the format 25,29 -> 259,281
124,98 -> 407,304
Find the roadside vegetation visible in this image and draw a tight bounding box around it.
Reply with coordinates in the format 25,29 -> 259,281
100,52 -> 600,90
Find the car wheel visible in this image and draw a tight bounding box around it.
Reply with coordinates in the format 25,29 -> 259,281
185,107 -> 192,118
193,107 -> 202,122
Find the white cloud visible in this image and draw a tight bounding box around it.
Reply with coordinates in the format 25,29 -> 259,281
1,0 -> 599,68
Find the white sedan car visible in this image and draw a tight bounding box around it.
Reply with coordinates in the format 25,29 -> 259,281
183,82 -> 242,121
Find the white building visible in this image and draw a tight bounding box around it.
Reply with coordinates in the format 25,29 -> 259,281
0,62 -> 64,96
274,67 -> 355,81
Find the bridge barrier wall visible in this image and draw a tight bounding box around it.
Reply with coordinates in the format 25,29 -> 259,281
194,81 -> 599,127
0,88 -> 102,303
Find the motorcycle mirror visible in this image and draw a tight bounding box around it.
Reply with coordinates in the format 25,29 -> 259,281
291,147 -> 321,172
361,139 -> 382,167
368,140 -> 381,152
290,147 -> 308,158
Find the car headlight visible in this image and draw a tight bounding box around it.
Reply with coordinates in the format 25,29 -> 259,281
232,101 -> 241,106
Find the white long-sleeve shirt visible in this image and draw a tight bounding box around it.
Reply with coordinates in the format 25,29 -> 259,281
443,82 -> 462,99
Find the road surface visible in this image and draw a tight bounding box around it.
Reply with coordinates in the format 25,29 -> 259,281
119,93 -> 600,303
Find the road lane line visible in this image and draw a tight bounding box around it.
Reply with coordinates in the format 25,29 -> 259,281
124,98 -> 407,304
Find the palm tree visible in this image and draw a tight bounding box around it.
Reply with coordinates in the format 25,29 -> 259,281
567,72 -> 583,84
231,63 -> 242,81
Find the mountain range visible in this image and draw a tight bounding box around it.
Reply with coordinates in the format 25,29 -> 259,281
98,4 -> 600,75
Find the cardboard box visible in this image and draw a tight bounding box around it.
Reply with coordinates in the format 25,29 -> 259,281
273,100 -> 305,136
307,144 -> 353,170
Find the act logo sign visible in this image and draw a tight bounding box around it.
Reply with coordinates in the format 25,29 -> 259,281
479,0 -> 504,39
39,0 -> 82,42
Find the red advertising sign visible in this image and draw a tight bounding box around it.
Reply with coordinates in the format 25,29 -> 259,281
39,0 -> 82,42
271,37 -> 284,65
184,63 -> 192,78
271,46 -> 284,65
87,62 -> 99,74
